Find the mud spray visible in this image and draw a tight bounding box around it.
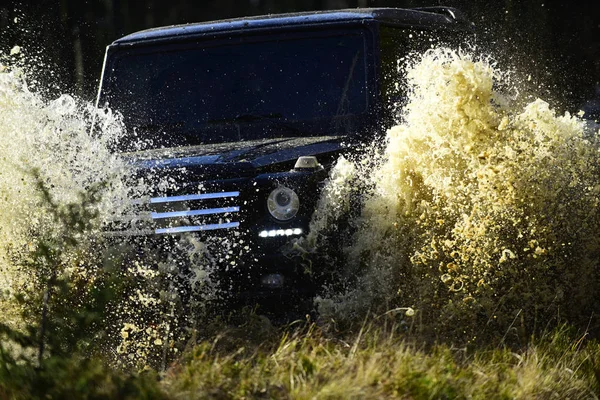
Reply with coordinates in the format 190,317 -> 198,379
0,50 -> 231,369
0,52 -> 124,320
2,41 -> 600,370
311,47 -> 600,343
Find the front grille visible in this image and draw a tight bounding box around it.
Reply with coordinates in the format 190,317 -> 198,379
108,190 -> 241,236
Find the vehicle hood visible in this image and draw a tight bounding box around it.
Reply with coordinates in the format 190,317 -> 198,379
123,135 -> 348,171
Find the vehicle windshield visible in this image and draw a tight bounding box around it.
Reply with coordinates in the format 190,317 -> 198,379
101,29 -> 369,151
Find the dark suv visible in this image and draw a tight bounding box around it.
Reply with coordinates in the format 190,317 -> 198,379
97,7 -> 472,304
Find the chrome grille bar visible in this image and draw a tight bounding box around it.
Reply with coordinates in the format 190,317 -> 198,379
110,190 -> 242,236
156,222 -> 240,234
150,191 -> 240,204
151,206 -> 239,220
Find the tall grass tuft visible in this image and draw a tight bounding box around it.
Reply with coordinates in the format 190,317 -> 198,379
0,171 -> 166,399
164,320 -> 600,399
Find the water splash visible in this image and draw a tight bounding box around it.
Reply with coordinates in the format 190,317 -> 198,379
0,61 -> 128,326
313,48 -> 600,341
0,56 -> 228,369
5,38 -> 600,363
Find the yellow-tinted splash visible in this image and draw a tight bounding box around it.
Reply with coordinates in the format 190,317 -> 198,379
0,62 -> 129,328
316,48 -> 600,341
0,60 -> 223,368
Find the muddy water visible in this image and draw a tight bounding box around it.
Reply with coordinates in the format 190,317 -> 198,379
313,48 -> 600,341
0,59 -> 128,324
2,42 -> 600,368
0,58 -> 224,368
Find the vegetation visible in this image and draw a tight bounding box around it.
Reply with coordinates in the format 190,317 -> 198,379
0,175 -> 598,399
1,0 -> 598,112
0,174 -> 166,399
2,37 -> 600,398
164,321 -> 600,399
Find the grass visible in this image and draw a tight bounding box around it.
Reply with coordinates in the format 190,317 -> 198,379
3,312 -> 599,399
160,319 -> 600,399
1,175 -> 599,399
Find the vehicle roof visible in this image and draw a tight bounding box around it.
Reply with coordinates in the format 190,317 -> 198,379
113,7 -> 472,45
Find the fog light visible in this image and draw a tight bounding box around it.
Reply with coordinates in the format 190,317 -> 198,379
261,273 -> 284,289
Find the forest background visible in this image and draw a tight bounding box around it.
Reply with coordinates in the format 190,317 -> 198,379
1,0 -> 599,113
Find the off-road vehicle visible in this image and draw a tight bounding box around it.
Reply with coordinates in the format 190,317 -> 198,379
97,7 -> 472,304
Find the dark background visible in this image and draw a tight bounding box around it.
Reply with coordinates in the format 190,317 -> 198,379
1,0 -> 599,113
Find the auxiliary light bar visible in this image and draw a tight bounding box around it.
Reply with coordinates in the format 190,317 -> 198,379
259,228 -> 303,238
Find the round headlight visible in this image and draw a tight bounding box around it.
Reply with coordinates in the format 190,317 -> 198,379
267,186 -> 300,221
